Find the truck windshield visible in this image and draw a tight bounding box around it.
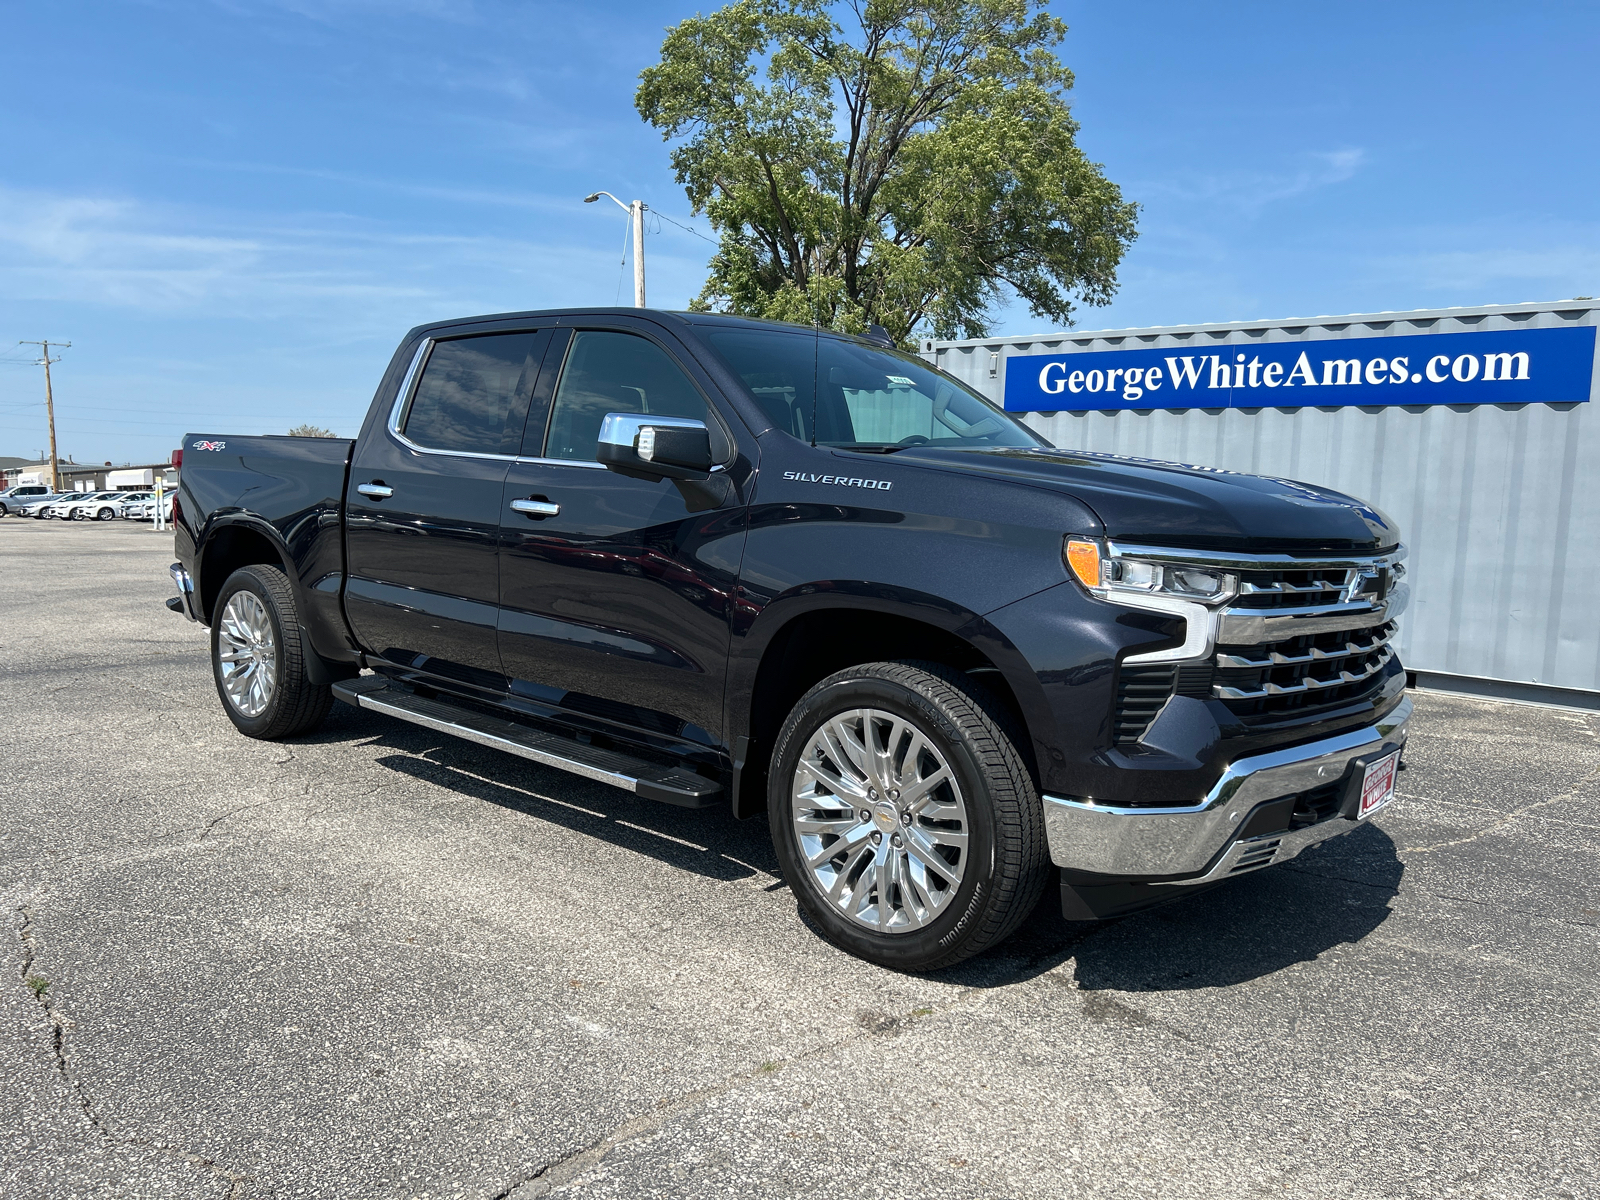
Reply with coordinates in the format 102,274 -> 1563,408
705,328 -> 1046,452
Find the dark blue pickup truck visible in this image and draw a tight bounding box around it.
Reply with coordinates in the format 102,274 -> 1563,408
170,308 -> 1411,970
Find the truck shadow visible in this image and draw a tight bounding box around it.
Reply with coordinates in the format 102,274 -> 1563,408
949,822 -> 1406,993
300,704 -> 1403,989
305,702 -> 781,884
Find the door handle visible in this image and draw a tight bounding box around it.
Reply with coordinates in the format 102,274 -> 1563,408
510,498 -> 560,518
356,482 -> 393,499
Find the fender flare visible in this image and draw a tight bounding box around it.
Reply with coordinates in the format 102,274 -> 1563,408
724,581 -> 1059,816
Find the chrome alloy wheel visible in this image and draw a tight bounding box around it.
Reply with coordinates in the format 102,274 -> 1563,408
791,707 -> 969,933
217,591 -> 278,718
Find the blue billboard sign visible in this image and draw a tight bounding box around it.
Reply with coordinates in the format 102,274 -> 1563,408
1002,325 -> 1596,412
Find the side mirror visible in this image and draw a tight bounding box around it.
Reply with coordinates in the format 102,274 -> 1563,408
596,414 -> 714,481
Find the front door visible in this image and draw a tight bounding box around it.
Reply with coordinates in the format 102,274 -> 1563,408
345,328 -> 549,694
497,326 -> 748,752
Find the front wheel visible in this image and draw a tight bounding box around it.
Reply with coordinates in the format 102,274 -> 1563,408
96,507 -> 115,521
211,564 -> 333,740
768,661 -> 1049,972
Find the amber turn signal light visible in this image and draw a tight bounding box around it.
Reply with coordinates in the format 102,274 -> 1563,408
1064,538 -> 1101,589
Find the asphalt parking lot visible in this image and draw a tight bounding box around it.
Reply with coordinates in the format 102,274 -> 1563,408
3,519 -> 1597,1200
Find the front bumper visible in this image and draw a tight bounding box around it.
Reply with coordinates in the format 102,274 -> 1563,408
1043,695 -> 1411,885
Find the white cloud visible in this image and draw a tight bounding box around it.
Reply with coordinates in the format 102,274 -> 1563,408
1134,147 -> 1368,216
0,183 -> 699,326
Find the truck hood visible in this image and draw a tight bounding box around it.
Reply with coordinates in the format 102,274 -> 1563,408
892,446 -> 1399,552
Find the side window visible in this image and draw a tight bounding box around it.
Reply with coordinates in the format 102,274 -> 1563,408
543,331 -> 708,462
399,332 -> 543,456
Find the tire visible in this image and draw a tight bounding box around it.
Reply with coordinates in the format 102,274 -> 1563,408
768,660 -> 1049,972
210,564 -> 333,740
96,507 -> 115,521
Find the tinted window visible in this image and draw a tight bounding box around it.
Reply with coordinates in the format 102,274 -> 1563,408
706,329 -> 1043,449
401,333 -> 542,455
544,331 -> 708,461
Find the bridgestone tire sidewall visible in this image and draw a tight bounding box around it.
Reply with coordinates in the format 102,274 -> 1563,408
770,669 -> 1009,972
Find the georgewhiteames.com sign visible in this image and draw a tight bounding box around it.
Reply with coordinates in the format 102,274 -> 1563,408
1002,325 -> 1597,412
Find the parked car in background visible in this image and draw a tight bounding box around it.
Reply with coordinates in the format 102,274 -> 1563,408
127,493 -> 175,522
34,493 -> 91,518
62,491 -> 132,521
1,486 -> 59,516
45,493 -> 104,520
108,492 -> 155,518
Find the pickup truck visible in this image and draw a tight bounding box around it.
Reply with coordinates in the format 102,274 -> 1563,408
170,308 -> 1411,971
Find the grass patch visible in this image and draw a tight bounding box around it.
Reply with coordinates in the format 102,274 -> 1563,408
25,976 -> 48,999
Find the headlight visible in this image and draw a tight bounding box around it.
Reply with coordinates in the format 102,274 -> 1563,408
1064,538 -> 1237,606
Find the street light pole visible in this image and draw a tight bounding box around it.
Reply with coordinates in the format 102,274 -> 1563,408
584,191 -> 646,307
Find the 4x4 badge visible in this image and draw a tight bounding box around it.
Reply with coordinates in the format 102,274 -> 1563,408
192,440 -> 226,451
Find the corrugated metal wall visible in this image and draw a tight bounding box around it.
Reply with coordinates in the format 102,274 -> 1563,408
927,303 -> 1600,701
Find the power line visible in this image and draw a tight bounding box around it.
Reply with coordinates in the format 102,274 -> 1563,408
651,211 -> 719,245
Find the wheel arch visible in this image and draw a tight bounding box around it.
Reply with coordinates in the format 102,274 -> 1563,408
197,518 -> 298,626
729,589 -> 1050,819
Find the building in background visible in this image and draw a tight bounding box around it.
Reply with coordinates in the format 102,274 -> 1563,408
2,460 -> 178,493
925,300 -> 1599,711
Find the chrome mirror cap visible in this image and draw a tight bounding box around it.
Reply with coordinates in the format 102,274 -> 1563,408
596,413 -> 713,480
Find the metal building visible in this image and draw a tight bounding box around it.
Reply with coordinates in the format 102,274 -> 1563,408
924,301 -> 1600,710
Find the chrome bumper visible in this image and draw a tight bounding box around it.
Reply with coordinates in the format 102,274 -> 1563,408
169,562 -> 199,621
1043,696 -> 1412,884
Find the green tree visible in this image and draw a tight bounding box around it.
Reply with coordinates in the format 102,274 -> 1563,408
287,424 -> 336,438
636,0 -> 1137,345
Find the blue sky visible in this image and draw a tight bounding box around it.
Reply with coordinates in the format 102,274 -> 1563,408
1,0 -> 1595,464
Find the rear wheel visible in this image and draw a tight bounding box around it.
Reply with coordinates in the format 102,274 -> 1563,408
96,506 -> 115,521
210,564 -> 332,740
768,661 -> 1049,972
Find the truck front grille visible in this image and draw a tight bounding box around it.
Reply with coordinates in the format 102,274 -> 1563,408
1109,551 -> 1405,743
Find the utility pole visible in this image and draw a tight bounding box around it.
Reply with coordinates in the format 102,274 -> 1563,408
584,191 -> 646,306
20,340 -> 69,492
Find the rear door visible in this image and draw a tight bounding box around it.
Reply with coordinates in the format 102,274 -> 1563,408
344,328 -> 550,695
496,321 -> 750,750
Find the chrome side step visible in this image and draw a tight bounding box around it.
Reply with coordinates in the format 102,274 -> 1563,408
332,676 -> 722,808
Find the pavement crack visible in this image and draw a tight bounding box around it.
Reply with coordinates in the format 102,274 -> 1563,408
17,901 -> 102,1135
199,798 -> 277,838
487,992 -> 988,1199
1400,763 -> 1600,854
15,901 -> 252,1198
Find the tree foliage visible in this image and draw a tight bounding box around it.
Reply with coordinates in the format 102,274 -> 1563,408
287,424 -> 337,438
637,0 -> 1138,344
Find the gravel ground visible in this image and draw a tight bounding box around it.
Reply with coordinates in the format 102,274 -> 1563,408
3,519 -> 1597,1200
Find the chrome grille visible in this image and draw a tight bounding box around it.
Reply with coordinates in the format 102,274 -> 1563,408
1107,545 -> 1407,741
1211,553 -> 1403,719
1213,622 -> 1398,700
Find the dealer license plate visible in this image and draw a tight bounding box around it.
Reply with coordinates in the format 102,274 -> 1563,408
1357,750 -> 1400,820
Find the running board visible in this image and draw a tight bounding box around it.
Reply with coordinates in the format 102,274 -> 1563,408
332,676 -> 722,808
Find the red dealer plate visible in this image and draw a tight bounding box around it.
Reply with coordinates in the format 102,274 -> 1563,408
1357,750 -> 1400,820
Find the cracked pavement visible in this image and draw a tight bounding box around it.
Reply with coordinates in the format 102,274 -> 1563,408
3,520 -> 1598,1199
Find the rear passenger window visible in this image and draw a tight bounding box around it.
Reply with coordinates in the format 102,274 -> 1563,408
400,333 -> 543,456
544,331 -> 708,461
